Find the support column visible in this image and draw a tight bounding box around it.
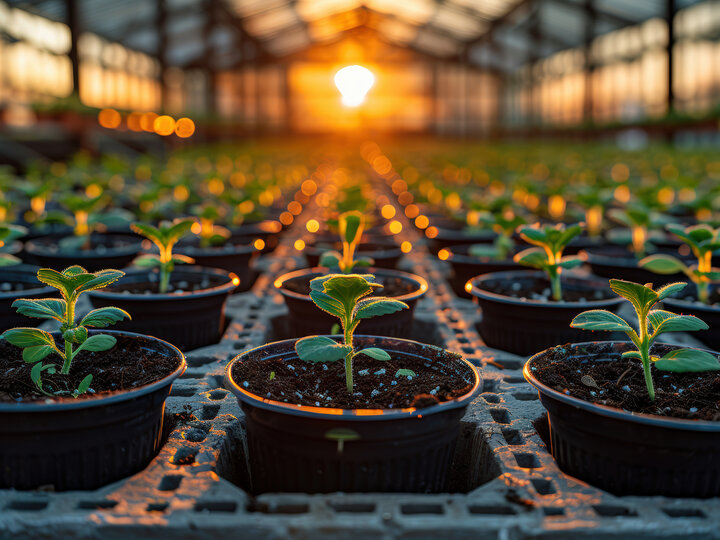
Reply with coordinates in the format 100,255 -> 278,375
156,0 -> 168,112
203,0 -> 218,116
66,0 -> 80,96
583,0 -> 595,123
666,0 -> 676,113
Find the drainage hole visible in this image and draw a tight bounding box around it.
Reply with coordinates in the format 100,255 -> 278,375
662,508 -> 706,519
468,505 -> 516,515
593,505 -> 638,517
146,502 -> 169,513
530,478 -> 556,495
158,475 -> 183,491
542,507 -> 565,516
400,504 -> 444,515
194,501 -> 237,513
490,408 -> 511,424
513,452 -> 541,469
6,500 -> 48,511
513,392 -> 539,401
76,500 -> 117,510
501,428 -> 524,446
208,389 -> 229,400
171,447 -> 197,465
201,404 -> 220,420
329,503 -> 376,513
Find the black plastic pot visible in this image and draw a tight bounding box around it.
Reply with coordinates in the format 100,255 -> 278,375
662,286 -> 720,351
23,233 -> 142,272
427,223 -> 496,255
180,240 -> 259,292
275,267 -> 427,338
0,265 -> 56,331
0,330 -> 185,491
467,270 -> 624,356
525,341 -> 720,497
229,220 -> 283,255
87,266 -> 237,351
582,245 -> 690,285
444,244 -> 519,299
225,335 -> 482,494
304,239 -> 403,269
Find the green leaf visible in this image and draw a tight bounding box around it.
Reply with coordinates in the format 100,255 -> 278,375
0,254 -> 21,266
622,351 -> 642,361
639,254 -> 688,275
513,247 -> 548,269
131,222 -> 164,245
517,226 -> 547,246
558,256 -> 583,269
166,218 -> 196,243
353,256 -> 374,267
75,269 -> 125,294
655,349 -> 720,372
609,279 -> 658,314
468,244 -> 500,258
80,307 -> 130,328
340,211 -> 364,245
319,251 -> 342,268
22,345 -> 55,363
656,281 -> 687,301
570,310 -> 633,332
354,297 -> 408,320
76,334 -> 117,353
354,347 -> 391,360
171,254 -> 194,265
74,374 -> 93,396
648,310 -> 708,334
556,224 -> 583,249
315,274 -> 380,316
395,369 -> 416,377
11,298 -> 66,321
134,254 -> 161,268
308,290 -> 346,318
2,327 -> 55,348
295,336 -> 352,363
36,268 -> 73,295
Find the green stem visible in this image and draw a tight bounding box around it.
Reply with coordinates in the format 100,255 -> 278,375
62,341 -> 73,374
638,311 -> 655,401
550,268 -> 562,302
698,280 -> 709,304
343,319 -> 354,394
160,263 -> 170,294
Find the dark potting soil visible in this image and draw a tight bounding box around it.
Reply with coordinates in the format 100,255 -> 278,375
531,342 -> 720,421
480,276 -> 614,302
284,275 -> 415,298
32,236 -> 138,254
232,347 -> 475,409
0,336 -> 180,403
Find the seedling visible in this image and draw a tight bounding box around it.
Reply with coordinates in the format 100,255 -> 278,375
294,274 -> 408,393
571,279 -> 719,401
640,224 -> 720,304
607,204 -> 669,258
468,210 -> 525,261
513,223 -> 584,301
1,266 -> 129,397
192,204 -> 231,248
319,211 -> 374,273
50,193 -> 132,251
0,224 -> 27,266
132,219 -> 196,293
575,187 -> 613,237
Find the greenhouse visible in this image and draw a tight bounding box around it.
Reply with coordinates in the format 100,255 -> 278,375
1,0 -> 720,538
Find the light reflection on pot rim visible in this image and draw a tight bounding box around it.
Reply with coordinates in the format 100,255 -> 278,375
226,335 -> 481,421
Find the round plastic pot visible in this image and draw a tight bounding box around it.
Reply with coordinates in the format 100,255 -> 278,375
0,265 -> 56,331
524,341 -> 720,497
23,233 -> 142,272
304,239 -> 403,269
275,267 -> 427,338
229,220 -> 284,254
583,245 -> 689,285
662,288 -> 720,351
87,266 -> 237,351
225,335 -> 482,493
427,225 -> 496,255
444,244 -> 519,299
180,241 -> 259,292
467,270 -> 624,356
0,330 -> 185,491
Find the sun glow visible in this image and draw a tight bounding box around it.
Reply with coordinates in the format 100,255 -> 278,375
334,65 -> 375,107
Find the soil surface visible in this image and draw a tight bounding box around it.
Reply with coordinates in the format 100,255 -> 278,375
0,336 -> 181,402
29,235 -> 140,254
479,275 -> 614,302
0,281 -> 48,292
531,342 -> 720,421
284,274 -> 416,298
232,346 -> 475,409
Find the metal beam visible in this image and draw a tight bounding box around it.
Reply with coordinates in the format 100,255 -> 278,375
667,0 -> 676,112
66,0 -> 80,95
583,0 -> 595,122
156,0 -> 168,111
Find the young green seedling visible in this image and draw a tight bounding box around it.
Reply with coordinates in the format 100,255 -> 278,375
319,211 -> 374,273
607,204 -> 669,258
513,223 -> 584,301
51,193 -> 133,251
468,210 -> 525,261
0,224 -> 27,266
570,279 -> 719,401
131,219 -> 196,294
294,274 -> 408,393
640,224 -> 720,304
1,266 -> 129,397
193,204 -> 231,248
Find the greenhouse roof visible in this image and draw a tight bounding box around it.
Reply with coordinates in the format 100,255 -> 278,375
3,0 -> 707,70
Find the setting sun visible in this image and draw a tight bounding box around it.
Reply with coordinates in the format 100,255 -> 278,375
334,65 -> 375,107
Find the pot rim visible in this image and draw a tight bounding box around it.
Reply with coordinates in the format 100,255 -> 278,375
444,244 -> 517,266
274,266 -> 428,303
304,240 -> 402,256
466,270 -> 624,308
0,329 -> 186,412
0,266 -> 55,298
524,340 -> 720,431
662,292 -> 720,314
179,241 -> 259,256
87,265 -> 239,301
225,334 -> 481,421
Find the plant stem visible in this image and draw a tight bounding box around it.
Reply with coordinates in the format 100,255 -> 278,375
62,341 -> 73,374
160,263 -> 170,293
550,268 -> 562,301
62,297 -> 76,374
698,280 -> 709,304
638,311 -> 655,401
343,320 -> 354,394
